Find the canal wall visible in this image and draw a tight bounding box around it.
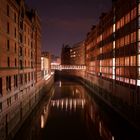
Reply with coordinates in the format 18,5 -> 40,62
55,71 -> 140,131
0,75 -> 54,140
79,77 -> 140,131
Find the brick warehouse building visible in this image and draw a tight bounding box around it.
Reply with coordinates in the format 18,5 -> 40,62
85,0 -> 140,126
0,0 -> 51,139
61,42 -> 86,78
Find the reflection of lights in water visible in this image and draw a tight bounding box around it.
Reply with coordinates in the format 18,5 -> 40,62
112,136 -> 115,140
51,99 -> 86,111
70,99 -> 72,111
99,121 -> 102,136
76,89 -> 79,94
90,106 -> 93,119
61,100 -> 64,109
41,115 -> 44,128
66,99 -> 68,111
57,100 -> 59,108
44,107 -> 46,113
82,100 -> 84,109
74,99 -> 77,111
73,91 -> 74,96
59,81 -> 61,87
52,101 -> 55,107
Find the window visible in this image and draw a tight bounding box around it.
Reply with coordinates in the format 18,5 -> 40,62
20,60 -> 23,69
0,78 -> 2,95
31,72 -> 34,80
131,32 -> 136,43
7,97 -> 11,107
24,36 -> 26,44
6,76 -> 11,91
15,28 -> 16,38
20,21 -> 23,29
125,13 -> 130,24
15,58 -> 17,67
14,13 -> 16,23
20,74 -> 23,85
14,75 -> 18,88
15,43 -> 17,53
20,47 -> 22,56
28,73 -> 30,82
113,24 -> 115,33
25,74 -> 27,83
19,33 -> 23,43
25,48 -> 26,56
14,94 -> 18,101
31,62 -> 33,68
7,39 -> 10,51
7,5 -> 9,16
7,57 -> 10,67
7,22 -> 9,34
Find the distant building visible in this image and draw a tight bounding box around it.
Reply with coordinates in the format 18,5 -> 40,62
70,42 -> 85,65
61,42 -> 85,65
51,55 -> 61,65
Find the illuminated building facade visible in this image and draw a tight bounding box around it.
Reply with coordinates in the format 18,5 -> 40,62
85,0 -> 140,105
0,0 -> 43,138
41,52 -> 51,79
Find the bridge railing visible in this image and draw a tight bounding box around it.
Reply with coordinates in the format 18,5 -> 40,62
51,65 -> 86,70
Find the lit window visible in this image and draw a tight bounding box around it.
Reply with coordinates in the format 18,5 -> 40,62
138,4 -> 140,15
113,24 -> 115,33
137,80 -> 140,86
138,42 -> 140,53
138,54 -> 140,66
113,41 -> 115,49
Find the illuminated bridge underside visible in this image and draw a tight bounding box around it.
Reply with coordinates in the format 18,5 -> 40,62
51,65 -> 86,70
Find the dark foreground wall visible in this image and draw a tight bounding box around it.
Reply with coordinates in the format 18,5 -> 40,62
0,75 -> 54,140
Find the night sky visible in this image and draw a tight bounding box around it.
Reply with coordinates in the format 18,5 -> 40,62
26,0 -> 112,56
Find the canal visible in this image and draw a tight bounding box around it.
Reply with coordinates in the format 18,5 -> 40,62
14,80 -> 140,140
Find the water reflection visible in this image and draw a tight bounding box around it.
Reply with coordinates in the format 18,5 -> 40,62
83,92 -> 116,140
50,98 -> 86,111
40,105 -> 49,129
14,81 -> 140,140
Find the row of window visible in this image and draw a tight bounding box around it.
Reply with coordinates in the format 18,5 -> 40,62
1,72 -> 34,93
116,32 -> 136,48
6,21 -> 17,39
116,7 -> 137,31
6,56 -> 34,68
7,4 -> 17,23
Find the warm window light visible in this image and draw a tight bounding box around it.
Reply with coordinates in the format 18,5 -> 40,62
113,24 -> 115,33
138,29 -> 140,41
113,41 -> 115,49
139,4 -> 140,15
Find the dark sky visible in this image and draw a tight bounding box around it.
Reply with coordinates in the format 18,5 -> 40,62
26,0 -> 112,56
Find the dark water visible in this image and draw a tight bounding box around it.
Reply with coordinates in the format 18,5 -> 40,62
14,80 -> 140,140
